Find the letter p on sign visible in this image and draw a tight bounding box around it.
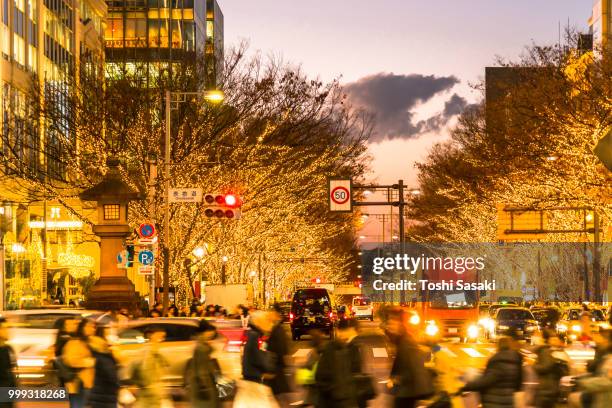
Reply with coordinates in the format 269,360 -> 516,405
329,178 -> 352,212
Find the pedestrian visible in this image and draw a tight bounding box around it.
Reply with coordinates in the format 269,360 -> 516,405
62,318 -> 97,408
577,356 -> 612,408
189,320 -> 220,408
128,325 -> 171,408
384,308 -> 434,408
533,329 -> 567,408
266,305 -> 291,404
0,317 -> 17,408
180,306 -> 191,317
242,310 -> 273,382
427,338 -> 463,408
54,317 -> 79,357
239,305 -> 250,328
88,325 -> 122,408
150,303 -> 163,317
460,336 -> 523,408
341,318 -> 376,408
297,329 -> 326,407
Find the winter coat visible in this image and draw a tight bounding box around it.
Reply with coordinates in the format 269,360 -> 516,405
578,376 -> 612,408
88,337 -> 120,408
314,339 -> 357,408
264,322 -> 291,395
431,346 -> 463,408
242,325 -> 271,382
533,345 -> 562,407
462,349 -> 522,408
129,345 -> 170,408
190,341 -> 220,408
62,338 -> 95,393
389,335 -> 434,399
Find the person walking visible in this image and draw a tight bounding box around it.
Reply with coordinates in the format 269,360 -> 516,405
189,320 -> 220,408
88,325 -> 122,408
342,318 -> 376,408
577,356 -> 612,408
384,308 -> 434,408
265,305 -> 291,404
128,325 -> 171,408
62,318 -> 97,408
460,336 -> 523,408
54,317 -> 79,357
314,319 -> 358,408
533,329 -> 567,408
0,317 -> 16,408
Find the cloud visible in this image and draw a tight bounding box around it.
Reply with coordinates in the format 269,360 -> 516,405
344,73 -> 469,142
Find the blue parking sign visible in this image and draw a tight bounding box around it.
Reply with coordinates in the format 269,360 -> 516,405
138,250 -> 154,265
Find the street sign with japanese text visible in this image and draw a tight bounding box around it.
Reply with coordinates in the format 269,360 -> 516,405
138,265 -> 154,275
169,188 -> 203,203
138,250 -> 154,266
328,178 -> 352,212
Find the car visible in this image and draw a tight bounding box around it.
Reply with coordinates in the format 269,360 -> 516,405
557,308 -> 608,341
1,309 -> 104,386
491,307 -> 538,340
113,317 -> 244,388
479,303 -> 516,337
351,296 -> 374,321
531,306 -> 562,330
289,288 -> 334,340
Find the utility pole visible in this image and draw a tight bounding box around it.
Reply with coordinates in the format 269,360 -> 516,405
398,179 -> 406,304
593,211 -> 601,302
162,90 -> 171,315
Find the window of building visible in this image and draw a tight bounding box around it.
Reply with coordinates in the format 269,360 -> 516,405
103,204 -> 120,221
148,19 -> 159,47
125,18 -> 146,47
3,0 -> 9,25
14,33 -> 25,66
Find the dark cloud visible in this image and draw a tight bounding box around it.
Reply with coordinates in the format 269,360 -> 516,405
345,73 -> 469,142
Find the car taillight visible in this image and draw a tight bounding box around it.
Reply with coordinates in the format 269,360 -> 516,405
329,312 -> 333,319
289,312 -> 294,321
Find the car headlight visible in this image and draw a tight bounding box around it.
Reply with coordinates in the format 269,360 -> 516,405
557,324 -> 568,332
497,325 -> 509,330
600,323 -> 610,330
425,322 -> 439,337
17,358 -> 46,368
479,318 -> 495,331
526,325 -> 536,331
571,324 -> 582,333
467,324 -> 479,339
409,314 -> 420,325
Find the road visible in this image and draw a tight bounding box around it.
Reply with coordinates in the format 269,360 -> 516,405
16,320 -> 572,408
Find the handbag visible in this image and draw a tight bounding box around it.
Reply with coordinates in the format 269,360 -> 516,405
354,373 -> 377,401
215,374 -> 237,401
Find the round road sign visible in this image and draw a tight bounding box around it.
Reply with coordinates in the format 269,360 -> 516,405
330,186 -> 350,205
139,223 -> 155,238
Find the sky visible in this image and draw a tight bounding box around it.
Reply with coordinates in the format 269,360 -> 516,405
217,0 -> 592,238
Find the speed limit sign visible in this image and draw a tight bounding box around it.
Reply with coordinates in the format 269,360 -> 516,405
328,178 -> 352,212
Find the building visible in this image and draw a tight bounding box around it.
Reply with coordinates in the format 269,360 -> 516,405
589,0 -> 611,48
104,0 -> 223,85
0,0 -> 106,309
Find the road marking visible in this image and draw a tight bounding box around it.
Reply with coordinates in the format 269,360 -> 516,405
441,347 -> 458,358
290,401 -> 304,406
372,347 -> 388,358
462,347 -> 485,358
292,348 -> 312,358
378,379 -> 390,384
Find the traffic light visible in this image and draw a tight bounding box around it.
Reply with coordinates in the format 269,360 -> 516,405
203,193 -> 242,219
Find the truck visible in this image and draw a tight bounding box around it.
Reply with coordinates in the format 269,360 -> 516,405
203,284 -> 251,311
418,265 -> 481,342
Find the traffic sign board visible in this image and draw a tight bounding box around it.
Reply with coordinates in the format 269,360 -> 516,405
139,223 -> 156,238
328,179 -> 352,212
138,265 -> 154,275
169,188 -> 203,203
117,250 -> 128,269
138,250 -> 154,265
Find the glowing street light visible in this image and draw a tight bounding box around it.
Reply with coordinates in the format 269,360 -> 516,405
221,255 -> 229,263
204,89 -> 225,103
192,246 -> 206,259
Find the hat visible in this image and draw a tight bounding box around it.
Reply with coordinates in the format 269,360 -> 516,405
196,319 -> 217,334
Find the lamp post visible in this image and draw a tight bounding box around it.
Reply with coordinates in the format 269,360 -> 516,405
162,89 -> 224,315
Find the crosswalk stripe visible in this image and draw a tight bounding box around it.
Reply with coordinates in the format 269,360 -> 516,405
462,347 -> 485,358
441,347 -> 458,358
372,347 -> 388,358
293,348 -> 311,358
290,401 -> 304,406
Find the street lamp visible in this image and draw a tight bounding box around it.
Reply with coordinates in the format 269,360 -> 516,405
162,89 -> 224,314
192,246 -> 206,259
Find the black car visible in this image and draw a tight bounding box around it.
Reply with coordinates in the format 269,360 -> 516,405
277,301 -> 292,322
531,307 -> 561,329
289,288 -> 334,340
493,307 -> 538,340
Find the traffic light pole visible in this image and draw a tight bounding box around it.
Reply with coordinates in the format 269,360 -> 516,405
163,90 -> 171,316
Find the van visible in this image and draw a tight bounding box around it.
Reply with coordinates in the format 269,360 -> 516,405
289,288 -> 333,341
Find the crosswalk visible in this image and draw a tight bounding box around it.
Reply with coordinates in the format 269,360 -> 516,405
291,343 -> 504,362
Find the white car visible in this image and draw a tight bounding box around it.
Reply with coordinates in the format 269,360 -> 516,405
351,297 -> 374,321
1,309 -> 103,385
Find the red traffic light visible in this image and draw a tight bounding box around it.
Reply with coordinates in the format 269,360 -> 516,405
225,194 -> 238,207
315,277 -> 321,284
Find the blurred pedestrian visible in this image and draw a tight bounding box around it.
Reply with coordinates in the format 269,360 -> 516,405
297,329 -> 326,407
242,310 -> 273,382
150,303 -> 163,318
88,325 -> 122,408
341,318 -> 376,408
533,329 -> 567,408
167,305 -> 178,317
266,305 -> 291,404
427,338 -> 463,408
62,318 -> 97,408
461,337 -> 523,408
0,317 -> 16,408
180,306 -> 191,317
384,308 -> 434,408
128,326 -> 171,408
189,320 -> 220,408
239,305 -> 250,328
54,317 -> 79,357
577,356 -> 612,408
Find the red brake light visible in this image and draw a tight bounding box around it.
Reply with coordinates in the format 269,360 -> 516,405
225,194 -> 238,207
329,312 -> 333,319
289,312 -> 294,321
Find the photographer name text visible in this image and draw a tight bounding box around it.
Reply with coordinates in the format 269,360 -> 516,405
371,279 -> 496,291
